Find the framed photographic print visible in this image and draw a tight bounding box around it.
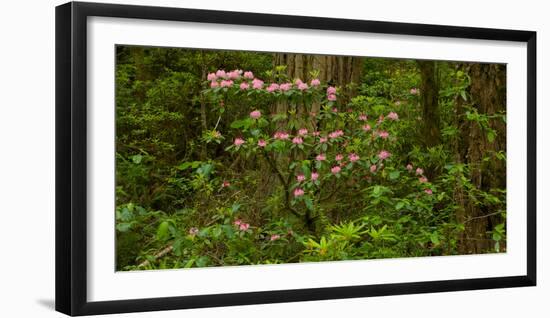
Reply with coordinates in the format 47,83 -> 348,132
55,1 -> 536,316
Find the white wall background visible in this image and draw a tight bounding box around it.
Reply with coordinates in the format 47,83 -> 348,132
0,0 -> 547,316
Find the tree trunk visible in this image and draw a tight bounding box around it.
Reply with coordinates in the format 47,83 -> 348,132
199,53 -> 208,160
418,60 -> 441,147
458,63 -> 507,254
276,53 -> 363,102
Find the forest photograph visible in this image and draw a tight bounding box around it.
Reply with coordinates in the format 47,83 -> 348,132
115,45 -> 507,271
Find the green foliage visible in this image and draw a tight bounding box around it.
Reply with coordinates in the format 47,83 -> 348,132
115,47 -> 506,270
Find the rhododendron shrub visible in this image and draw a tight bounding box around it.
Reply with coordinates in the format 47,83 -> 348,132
203,69 -> 442,243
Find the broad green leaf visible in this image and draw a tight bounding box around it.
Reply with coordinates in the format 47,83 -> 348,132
230,119 -> 247,129
389,171 -> 400,180
250,129 -> 261,137
395,201 -> 405,211
430,232 -> 440,245
184,258 -> 196,268
231,203 -> 241,213
118,207 -> 132,222
156,221 -> 170,241
196,256 -> 210,267
131,154 -> 143,164
116,222 -> 133,232
487,129 -> 496,143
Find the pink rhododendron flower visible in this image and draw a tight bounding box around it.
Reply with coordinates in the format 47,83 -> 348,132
292,137 -> 303,144
311,78 -> 321,87
387,112 -> 399,120
331,166 -> 342,174
207,73 -> 217,81
240,82 -> 250,90
319,137 -> 328,143
234,219 -> 242,226
378,150 -> 391,160
311,171 -> 319,181
294,188 -> 305,197
410,88 -> 418,95
296,174 -> 306,182
416,168 -> 424,175
270,234 -> 281,241
298,83 -> 309,91
370,165 -> 377,173
332,107 -> 338,112
189,227 -> 199,236
210,81 -> 219,88
257,139 -> 267,147
327,94 -> 337,101
234,138 -> 245,146
273,131 -> 290,140
316,153 -> 326,161
378,131 -> 389,139
349,153 -> 360,162
335,154 -> 344,161
267,83 -> 280,92
250,110 -> 262,119
252,78 -> 264,89
295,79 -> 304,85
424,189 -> 433,195
406,164 -> 413,171
359,114 -> 368,121
279,83 -> 292,91
222,180 -> 231,188
298,128 -> 308,136
227,70 -> 241,79
216,70 -> 227,78
328,130 -> 344,139
362,124 -> 371,132
220,80 -> 234,87
312,131 -> 320,136
243,71 -> 254,79
419,176 -> 428,183
239,223 -> 250,231
327,86 -> 336,95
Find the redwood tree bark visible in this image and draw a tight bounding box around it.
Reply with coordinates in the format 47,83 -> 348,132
418,60 -> 441,147
458,63 -> 507,254
275,53 -> 363,103
273,53 -> 363,134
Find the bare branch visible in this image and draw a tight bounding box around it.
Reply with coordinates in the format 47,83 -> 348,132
137,245 -> 173,268
261,151 -> 302,219
464,211 -> 503,224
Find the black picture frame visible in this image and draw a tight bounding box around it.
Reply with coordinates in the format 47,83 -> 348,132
55,1 -> 537,316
